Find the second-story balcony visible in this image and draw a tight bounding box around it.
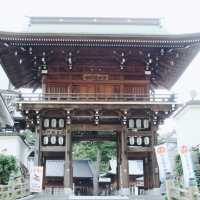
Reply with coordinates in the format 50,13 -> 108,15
19,93 -> 176,104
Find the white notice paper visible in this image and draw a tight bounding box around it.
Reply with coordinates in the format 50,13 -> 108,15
45,160 -> 64,177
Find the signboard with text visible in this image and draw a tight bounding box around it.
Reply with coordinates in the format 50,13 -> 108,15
179,144 -> 195,187
30,166 -> 43,193
155,144 -> 172,179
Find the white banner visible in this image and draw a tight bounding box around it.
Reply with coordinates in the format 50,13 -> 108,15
30,166 -> 43,193
155,144 -> 172,179
179,144 -> 195,187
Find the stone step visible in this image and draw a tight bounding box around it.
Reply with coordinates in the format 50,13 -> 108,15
70,196 -> 129,200
31,194 -> 129,200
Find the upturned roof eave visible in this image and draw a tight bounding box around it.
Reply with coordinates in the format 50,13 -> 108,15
1,31 -> 200,43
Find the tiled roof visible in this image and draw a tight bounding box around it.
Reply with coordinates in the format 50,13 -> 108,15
73,160 -> 94,178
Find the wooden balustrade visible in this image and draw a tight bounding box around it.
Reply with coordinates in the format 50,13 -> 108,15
19,93 -> 176,103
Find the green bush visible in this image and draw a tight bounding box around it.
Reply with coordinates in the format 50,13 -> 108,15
174,154 -> 183,177
0,154 -> 18,185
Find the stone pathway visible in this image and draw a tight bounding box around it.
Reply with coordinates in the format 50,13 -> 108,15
30,194 -> 164,200
29,193 -> 68,200
130,194 -> 164,200
29,188 -> 164,200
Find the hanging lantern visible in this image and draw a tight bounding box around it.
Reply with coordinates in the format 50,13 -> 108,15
122,116 -> 127,125
59,119 -> 64,128
58,136 -> 64,145
136,119 -> 142,129
143,119 -> 149,129
136,137 -> 142,146
129,136 -> 135,146
129,119 -> 135,128
51,118 -> 57,128
43,118 -> 49,128
50,136 -> 56,145
144,137 -> 150,145
43,136 -> 49,145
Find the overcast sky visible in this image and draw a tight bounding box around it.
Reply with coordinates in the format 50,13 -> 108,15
0,0 -> 200,100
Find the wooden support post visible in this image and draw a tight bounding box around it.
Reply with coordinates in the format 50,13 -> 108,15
151,125 -> 160,188
120,128 -> 129,195
38,124 -> 43,166
152,151 -> 160,188
116,131 -> 121,191
148,154 -> 153,189
34,126 -> 40,166
143,157 -> 149,190
148,152 -> 157,189
64,127 -> 73,193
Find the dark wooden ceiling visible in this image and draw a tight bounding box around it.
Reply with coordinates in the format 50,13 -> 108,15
0,31 -> 200,89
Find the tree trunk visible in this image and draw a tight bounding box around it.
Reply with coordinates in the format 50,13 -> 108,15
93,148 -> 101,195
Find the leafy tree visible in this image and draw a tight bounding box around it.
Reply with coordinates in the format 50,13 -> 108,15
20,129 -> 36,145
191,148 -> 200,190
73,141 -> 116,172
174,154 -> 183,178
0,154 -> 18,185
73,141 -> 116,195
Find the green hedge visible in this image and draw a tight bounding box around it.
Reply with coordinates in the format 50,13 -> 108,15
0,154 -> 17,185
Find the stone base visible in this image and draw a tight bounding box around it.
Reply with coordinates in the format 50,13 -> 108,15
119,188 -> 130,196
64,187 -> 73,196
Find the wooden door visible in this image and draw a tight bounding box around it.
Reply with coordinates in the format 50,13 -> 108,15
104,85 -> 113,95
80,84 -> 96,98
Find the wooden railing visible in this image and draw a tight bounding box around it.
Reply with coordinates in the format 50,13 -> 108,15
19,93 -> 176,103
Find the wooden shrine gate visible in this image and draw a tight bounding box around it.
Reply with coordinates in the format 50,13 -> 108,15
1,20 -> 197,194
18,94 -> 175,194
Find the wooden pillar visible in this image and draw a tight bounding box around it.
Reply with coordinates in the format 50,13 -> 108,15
152,151 -> 160,188
152,126 -> 160,188
64,127 -> 73,190
144,156 -> 149,190
38,123 -> 43,166
149,154 -> 153,189
41,75 -> 46,94
116,131 -> 121,191
120,128 -> 129,194
34,126 -> 40,166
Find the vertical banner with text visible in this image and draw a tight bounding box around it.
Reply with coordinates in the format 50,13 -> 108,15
155,144 -> 172,179
179,144 -> 195,187
30,166 -> 43,192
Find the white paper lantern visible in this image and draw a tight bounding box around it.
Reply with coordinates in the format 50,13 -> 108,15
59,119 -> 64,128
136,137 -> 142,146
143,119 -> 149,129
129,119 -> 135,128
129,136 -> 135,145
51,118 -> 57,128
144,137 -> 150,145
51,136 -> 56,144
44,119 -> 49,128
136,119 -> 142,129
43,136 -> 49,145
58,136 -> 64,145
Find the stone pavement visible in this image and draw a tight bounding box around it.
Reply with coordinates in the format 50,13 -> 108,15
28,188 -> 164,200
29,194 -> 164,200
132,189 -> 164,200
